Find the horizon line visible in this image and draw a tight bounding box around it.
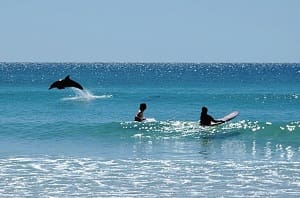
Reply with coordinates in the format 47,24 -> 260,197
0,61 -> 299,64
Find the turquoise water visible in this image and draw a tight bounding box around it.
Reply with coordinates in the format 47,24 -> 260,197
0,63 -> 300,197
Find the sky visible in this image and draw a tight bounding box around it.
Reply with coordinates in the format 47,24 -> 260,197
0,0 -> 299,63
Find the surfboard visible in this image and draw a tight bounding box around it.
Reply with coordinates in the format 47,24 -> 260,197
210,111 -> 239,126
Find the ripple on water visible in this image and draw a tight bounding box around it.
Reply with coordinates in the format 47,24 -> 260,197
0,157 -> 300,197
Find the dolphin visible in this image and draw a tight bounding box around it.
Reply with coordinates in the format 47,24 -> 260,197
49,75 -> 84,90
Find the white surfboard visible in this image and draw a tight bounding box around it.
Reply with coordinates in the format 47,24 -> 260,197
211,111 -> 239,126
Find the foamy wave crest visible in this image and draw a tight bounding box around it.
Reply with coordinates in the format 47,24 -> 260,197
62,88 -> 112,101
121,120 -> 300,140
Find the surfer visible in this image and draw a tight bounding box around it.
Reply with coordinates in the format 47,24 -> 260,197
134,103 -> 147,122
200,106 -> 224,126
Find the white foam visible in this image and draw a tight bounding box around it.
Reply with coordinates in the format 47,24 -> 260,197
1,157 -> 300,196
144,118 -> 156,122
62,88 -> 112,101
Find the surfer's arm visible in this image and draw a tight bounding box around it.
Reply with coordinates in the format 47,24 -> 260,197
213,119 -> 225,123
134,111 -> 145,122
210,116 -> 225,123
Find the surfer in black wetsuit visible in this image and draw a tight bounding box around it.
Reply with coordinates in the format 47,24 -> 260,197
134,103 -> 147,122
200,106 -> 224,126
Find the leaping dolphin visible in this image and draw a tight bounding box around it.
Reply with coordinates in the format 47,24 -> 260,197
49,75 -> 84,90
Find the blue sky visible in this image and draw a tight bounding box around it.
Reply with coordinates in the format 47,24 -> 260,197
0,0 -> 299,62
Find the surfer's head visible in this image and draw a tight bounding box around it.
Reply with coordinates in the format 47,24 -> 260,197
201,106 -> 208,114
139,103 -> 147,111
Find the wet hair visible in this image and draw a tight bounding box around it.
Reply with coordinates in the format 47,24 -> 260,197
139,103 -> 147,111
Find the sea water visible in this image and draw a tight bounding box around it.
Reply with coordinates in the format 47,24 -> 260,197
0,63 -> 299,197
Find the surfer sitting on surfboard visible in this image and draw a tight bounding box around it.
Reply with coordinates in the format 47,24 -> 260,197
134,103 -> 147,122
200,106 -> 224,126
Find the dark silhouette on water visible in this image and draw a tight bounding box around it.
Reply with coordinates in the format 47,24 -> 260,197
200,106 -> 224,126
49,75 -> 83,90
134,103 -> 147,122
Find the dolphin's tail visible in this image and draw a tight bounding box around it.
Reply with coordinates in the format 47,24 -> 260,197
65,75 -> 84,90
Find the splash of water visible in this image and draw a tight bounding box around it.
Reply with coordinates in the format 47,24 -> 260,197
62,88 -> 112,101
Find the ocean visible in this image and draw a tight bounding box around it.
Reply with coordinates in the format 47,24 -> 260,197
0,63 -> 300,197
